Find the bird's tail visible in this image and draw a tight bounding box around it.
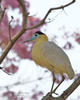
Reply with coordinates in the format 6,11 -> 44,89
67,68 -> 75,79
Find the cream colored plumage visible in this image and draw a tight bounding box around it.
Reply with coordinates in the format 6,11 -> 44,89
22,31 -> 75,94
32,41 -> 74,79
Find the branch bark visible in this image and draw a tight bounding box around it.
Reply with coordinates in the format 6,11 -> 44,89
42,76 -> 80,100
0,0 -> 75,63
0,0 -> 79,99
0,7 -> 6,23
0,0 -> 6,23
26,0 -> 75,30
0,0 -> 28,63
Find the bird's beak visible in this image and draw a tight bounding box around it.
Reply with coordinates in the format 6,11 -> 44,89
22,37 -> 35,43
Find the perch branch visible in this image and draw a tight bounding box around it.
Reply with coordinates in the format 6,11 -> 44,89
60,76 -> 80,99
42,76 -> 80,100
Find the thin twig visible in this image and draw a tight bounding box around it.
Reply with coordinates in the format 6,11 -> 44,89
0,0 -> 75,64
8,16 -> 14,42
43,0 -> 75,21
0,0 -> 28,63
0,7 -> 6,23
26,0 -> 75,30
0,66 -> 13,75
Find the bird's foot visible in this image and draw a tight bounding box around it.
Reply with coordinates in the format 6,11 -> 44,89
48,90 -> 58,96
41,92 -> 58,100
41,93 -> 52,100
52,90 -> 58,95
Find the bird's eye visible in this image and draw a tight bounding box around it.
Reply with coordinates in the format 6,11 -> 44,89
35,34 -> 38,36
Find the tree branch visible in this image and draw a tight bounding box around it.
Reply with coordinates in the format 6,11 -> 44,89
0,0 -> 6,23
0,0 -> 28,63
26,0 -> 75,30
60,76 -> 80,99
0,7 -> 6,23
0,1 -> 79,99
8,16 -> 14,42
0,0 -> 75,63
42,76 -> 80,100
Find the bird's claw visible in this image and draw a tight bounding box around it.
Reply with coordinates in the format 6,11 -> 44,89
52,90 -> 58,95
48,91 -> 58,96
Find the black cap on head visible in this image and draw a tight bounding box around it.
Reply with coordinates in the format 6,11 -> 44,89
35,31 -> 44,35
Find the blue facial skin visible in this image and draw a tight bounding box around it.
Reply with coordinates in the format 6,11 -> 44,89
22,33 -> 39,43
30,33 -> 38,40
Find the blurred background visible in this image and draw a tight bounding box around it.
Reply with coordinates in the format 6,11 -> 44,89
0,0 -> 80,100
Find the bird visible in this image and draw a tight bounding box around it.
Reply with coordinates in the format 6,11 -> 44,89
22,31 -> 75,95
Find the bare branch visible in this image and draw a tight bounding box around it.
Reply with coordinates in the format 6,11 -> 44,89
8,16 -> 14,42
0,7 -> 6,23
0,0 -> 2,3
0,0 -> 75,64
0,1 -> 79,99
60,76 -> 80,99
0,66 -> 13,75
0,0 -> 6,23
26,0 -> 75,30
43,0 -> 75,21
0,0 -> 28,63
42,76 -> 80,100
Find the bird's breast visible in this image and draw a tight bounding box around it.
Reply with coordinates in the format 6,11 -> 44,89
32,43 -> 50,68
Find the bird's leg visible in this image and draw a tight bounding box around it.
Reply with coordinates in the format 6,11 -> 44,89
48,71 -> 57,96
50,72 -> 55,94
52,75 -> 65,94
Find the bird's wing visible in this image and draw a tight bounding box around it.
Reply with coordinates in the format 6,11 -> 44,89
40,41 -> 72,73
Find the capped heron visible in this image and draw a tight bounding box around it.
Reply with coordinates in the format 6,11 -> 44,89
22,31 -> 75,95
